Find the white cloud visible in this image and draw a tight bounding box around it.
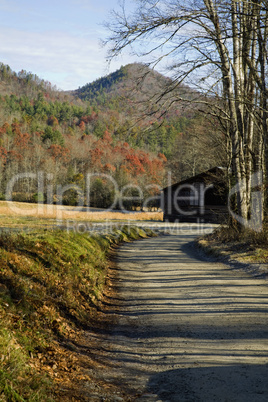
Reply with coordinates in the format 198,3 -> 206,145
0,26 -> 136,90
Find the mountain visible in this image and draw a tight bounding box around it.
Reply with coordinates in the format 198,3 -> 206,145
0,61 -> 224,207
74,63 -> 173,100
71,63 -> 204,157
72,63 -> 225,179
73,62 -> 195,116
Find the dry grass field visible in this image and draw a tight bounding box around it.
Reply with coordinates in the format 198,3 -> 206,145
0,201 -> 163,229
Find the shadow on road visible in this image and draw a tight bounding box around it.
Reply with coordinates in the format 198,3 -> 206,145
82,233 -> 268,401
147,363 -> 268,402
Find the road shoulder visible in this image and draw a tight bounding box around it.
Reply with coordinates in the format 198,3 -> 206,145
196,236 -> 268,280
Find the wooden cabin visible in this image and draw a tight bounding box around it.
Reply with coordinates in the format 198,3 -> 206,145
161,167 -> 228,223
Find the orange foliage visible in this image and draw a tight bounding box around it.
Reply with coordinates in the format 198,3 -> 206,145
11,121 -> 21,135
48,145 -> 70,163
47,115 -> 59,126
103,163 -> 116,172
102,130 -> 113,144
14,132 -> 30,149
125,153 -> 145,175
89,147 -> 104,170
0,146 -> 8,164
158,152 -> 167,162
78,121 -> 86,131
0,122 -> 10,134
8,149 -> 22,161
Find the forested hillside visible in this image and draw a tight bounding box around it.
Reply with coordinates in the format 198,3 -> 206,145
0,62 -> 224,209
74,63 -> 225,177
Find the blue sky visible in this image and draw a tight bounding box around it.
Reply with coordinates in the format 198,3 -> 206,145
0,0 -> 137,90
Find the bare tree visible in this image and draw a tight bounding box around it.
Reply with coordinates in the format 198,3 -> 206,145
105,0 -> 268,228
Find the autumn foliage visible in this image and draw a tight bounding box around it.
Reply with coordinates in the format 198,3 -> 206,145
0,61 -> 224,208
0,76 -> 167,208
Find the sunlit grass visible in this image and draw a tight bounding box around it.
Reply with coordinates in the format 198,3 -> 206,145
0,328 -> 53,401
0,201 -> 163,230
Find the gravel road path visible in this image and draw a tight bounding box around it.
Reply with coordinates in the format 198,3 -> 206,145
86,230 -> 268,401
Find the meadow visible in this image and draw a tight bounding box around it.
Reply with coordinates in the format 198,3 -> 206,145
0,200 -> 163,231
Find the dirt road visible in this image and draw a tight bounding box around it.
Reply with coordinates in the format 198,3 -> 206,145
86,230 -> 268,401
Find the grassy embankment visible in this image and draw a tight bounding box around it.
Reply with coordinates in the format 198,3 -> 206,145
0,225 -> 155,401
198,224 -> 268,267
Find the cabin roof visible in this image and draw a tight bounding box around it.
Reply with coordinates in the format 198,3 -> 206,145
162,167 -> 226,193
